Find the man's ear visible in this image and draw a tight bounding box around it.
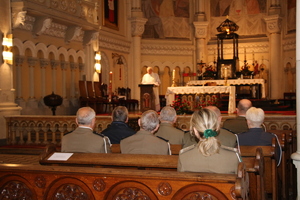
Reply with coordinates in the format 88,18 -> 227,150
75,118 -> 79,125
138,118 -> 141,127
125,117 -> 128,123
152,124 -> 160,134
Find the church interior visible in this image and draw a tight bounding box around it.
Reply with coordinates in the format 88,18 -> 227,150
0,0 -> 299,199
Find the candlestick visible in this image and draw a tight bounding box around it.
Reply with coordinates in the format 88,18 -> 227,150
172,69 -> 176,87
244,48 -> 246,60
109,71 -> 112,102
224,67 -> 228,79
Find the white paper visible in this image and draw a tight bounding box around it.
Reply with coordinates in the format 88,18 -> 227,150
48,152 -> 73,161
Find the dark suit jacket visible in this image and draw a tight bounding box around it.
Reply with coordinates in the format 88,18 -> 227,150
102,121 -> 136,144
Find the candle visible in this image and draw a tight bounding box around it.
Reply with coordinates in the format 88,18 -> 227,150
244,48 -> 246,60
109,71 -> 112,83
224,67 -> 228,78
172,69 -> 175,80
109,71 -> 112,101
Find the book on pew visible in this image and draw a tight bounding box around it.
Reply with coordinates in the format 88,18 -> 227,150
48,153 -> 73,161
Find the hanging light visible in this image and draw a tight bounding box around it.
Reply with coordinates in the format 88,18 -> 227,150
2,36 -> 13,64
94,51 -> 101,73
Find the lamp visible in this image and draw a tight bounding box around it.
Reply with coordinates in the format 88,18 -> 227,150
2,35 -> 13,64
216,16 -> 239,34
112,53 -> 123,80
94,51 -> 101,73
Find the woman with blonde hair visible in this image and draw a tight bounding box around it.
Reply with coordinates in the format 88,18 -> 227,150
177,108 -> 241,174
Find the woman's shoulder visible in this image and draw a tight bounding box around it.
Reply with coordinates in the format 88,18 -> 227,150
179,144 -> 197,155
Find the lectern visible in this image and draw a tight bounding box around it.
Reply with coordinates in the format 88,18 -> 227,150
139,84 -> 155,112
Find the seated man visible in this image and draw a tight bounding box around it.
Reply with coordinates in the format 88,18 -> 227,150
102,106 -> 136,144
120,110 -> 171,155
61,107 -> 111,153
155,106 -> 184,145
223,99 -> 252,134
237,107 -> 282,166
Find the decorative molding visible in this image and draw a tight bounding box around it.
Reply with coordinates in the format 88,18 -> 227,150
99,35 -> 131,53
39,59 -> 49,68
130,17 -> 147,37
27,57 -> 38,67
35,175 -> 46,188
157,182 -> 172,196
93,178 -> 106,192
283,39 -> 296,51
193,21 -> 209,39
141,44 -> 194,56
264,15 -> 282,34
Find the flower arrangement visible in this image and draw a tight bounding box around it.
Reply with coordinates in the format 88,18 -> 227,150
240,65 -> 253,76
172,96 -> 191,115
203,65 -> 216,78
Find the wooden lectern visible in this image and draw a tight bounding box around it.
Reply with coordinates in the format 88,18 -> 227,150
139,84 -> 155,112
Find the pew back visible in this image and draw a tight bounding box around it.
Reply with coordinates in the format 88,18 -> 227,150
0,162 -> 248,200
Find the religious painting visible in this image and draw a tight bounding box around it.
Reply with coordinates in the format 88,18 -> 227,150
220,64 -> 233,79
141,0 -> 190,39
287,0 -> 296,32
103,0 -> 118,30
210,0 -> 267,36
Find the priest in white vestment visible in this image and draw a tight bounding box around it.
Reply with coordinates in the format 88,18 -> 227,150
141,67 -> 161,112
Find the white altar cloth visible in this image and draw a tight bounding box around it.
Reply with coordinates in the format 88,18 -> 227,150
187,79 -> 265,98
165,86 -> 236,114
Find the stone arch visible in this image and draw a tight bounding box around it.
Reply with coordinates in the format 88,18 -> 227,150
13,38 -> 24,56
35,43 -> 47,58
23,40 -> 37,57
57,47 -> 68,62
68,49 -> 77,61
47,45 -> 59,60
76,50 -> 85,64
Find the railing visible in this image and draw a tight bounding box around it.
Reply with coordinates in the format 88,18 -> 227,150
4,114 -> 296,146
4,116 -> 139,146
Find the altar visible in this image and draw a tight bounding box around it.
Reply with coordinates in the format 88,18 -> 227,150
165,86 -> 236,114
187,79 -> 265,98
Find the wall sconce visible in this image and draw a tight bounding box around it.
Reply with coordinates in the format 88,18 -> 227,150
2,35 -> 13,64
94,51 -> 101,73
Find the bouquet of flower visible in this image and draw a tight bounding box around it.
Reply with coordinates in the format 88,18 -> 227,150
172,96 -> 191,115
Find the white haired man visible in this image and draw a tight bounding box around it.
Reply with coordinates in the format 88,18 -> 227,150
156,106 -> 184,145
61,107 -> 111,153
141,67 -> 161,112
120,110 -> 170,155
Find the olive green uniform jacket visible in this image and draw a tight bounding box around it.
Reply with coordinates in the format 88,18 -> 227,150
223,116 -> 248,134
120,130 -> 171,155
155,123 -> 184,145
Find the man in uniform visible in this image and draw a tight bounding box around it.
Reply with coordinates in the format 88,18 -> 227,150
156,106 -> 184,145
61,107 -> 111,153
223,99 -> 252,134
120,110 -> 171,155
102,106 -> 136,144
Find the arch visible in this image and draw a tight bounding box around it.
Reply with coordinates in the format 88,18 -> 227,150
23,40 -> 37,57
57,47 -> 68,62
76,50 -> 85,64
35,43 -> 48,58
68,49 -> 77,61
13,38 -> 25,56
47,45 -> 59,60
141,61 -> 152,68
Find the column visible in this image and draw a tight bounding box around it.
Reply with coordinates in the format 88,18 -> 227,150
27,57 -> 38,107
39,58 -> 48,97
0,0 -> 22,143
130,14 -> 147,101
61,61 -> 69,107
193,21 -> 209,70
291,0 -> 300,198
264,15 -> 282,99
15,56 -> 25,106
50,60 -> 59,93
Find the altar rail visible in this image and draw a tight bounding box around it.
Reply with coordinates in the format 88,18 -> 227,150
4,115 -> 296,146
0,162 -> 249,200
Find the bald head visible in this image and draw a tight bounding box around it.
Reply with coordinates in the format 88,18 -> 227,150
147,67 -> 153,74
205,106 -> 221,117
237,99 -> 252,116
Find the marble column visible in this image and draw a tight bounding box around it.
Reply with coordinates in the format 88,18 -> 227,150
39,58 -> 48,102
50,60 -> 59,93
27,57 -> 38,107
264,15 -> 282,99
291,1 -> 300,198
15,55 -> 25,106
130,12 -> 147,101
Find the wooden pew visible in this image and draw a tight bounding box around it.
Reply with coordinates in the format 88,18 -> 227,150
0,162 -> 249,200
267,129 -> 293,200
111,144 -> 182,155
239,138 -> 278,200
242,147 -> 265,200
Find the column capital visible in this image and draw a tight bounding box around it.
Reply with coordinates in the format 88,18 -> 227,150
39,58 -> 49,68
130,17 -> 147,37
50,60 -> 59,69
78,63 -> 85,71
264,15 -> 282,34
27,57 -> 38,67
15,55 -> 25,66
193,21 -> 209,39
60,61 -> 69,70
